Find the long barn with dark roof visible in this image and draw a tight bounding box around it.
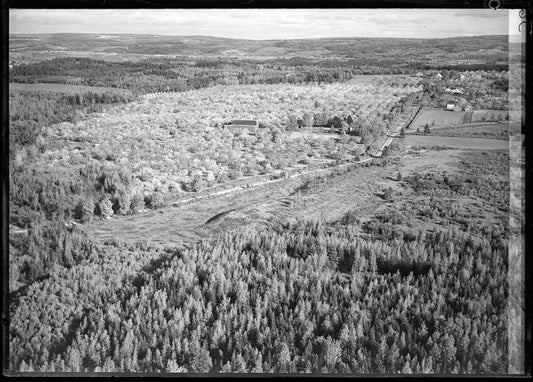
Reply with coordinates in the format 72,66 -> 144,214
223,120 -> 259,133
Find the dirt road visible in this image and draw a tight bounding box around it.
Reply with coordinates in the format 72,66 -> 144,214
86,141 -> 477,248
86,107 -> 425,246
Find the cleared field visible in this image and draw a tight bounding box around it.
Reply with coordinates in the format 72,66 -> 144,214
346,74 -> 418,84
424,122 -> 514,140
409,107 -> 465,130
9,82 -> 133,95
86,141 -> 506,248
83,152 -> 423,246
404,135 -> 508,150
287,129 -> 343,141
410,107 -> 509,131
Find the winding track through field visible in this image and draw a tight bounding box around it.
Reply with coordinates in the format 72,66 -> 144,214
87,104 -> 420,245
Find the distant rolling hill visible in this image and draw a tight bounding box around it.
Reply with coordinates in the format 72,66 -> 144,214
10,33 -> 509,60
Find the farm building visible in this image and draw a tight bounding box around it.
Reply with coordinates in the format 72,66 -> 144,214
435,73 -> 443,80
223,120 -> 259,133
446,103 -> 462,112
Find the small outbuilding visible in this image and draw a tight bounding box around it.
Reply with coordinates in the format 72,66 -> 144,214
446,103 -> 462,112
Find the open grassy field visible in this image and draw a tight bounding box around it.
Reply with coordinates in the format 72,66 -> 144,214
409,107 -> 465,130
9,82 -> 134,95
421,122 -> 513,140
410,107 -> 509,131
346,74 -> 417,84
82,147 -> 448,246
85,136 -> 509,251
286,129 -> 343,141
404,135 -> 509,150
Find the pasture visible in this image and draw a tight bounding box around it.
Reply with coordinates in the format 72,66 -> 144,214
9,82 -> 133,95
409,107 -> 465,130
424,122 -> 514,140
286,128 -> 353,141
404,135 -> 509,150
410,107 -> 509,131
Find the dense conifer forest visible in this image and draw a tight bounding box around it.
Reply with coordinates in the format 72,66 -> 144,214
9,148 -> 509,373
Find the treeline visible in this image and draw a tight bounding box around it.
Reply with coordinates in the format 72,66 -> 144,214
419,63 -> 509,72
9,57 -> 360,94
10,56 -> 502,97
10,57 -> 191,94
226,56 -> 505,75
10,57 -> 508,98
9,85 -> 143,254
9,89 -> 133,151
61,91 -> 133,106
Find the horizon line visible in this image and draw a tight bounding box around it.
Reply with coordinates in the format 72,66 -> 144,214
9,32 -> 514,41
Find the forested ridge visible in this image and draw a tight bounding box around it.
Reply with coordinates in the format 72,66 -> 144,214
9,150 -> 509,374
10,57 -> 359,95
10,56 -> 508,97
10,33 -> 509,64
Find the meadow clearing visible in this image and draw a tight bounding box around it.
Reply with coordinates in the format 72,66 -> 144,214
403,135 -> 509,150
417,122 -> 515,140
9,82 -> 134,95
409,107 -> 508,131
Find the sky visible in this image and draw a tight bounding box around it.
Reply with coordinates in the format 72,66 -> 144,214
9,9 -> 520,40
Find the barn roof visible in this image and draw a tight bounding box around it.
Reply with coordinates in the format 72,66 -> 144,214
231,120 -> 257,125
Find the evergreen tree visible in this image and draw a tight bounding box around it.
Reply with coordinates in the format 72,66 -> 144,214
77,198 -> 95,223
97,197 -> 114,218
130,194 -> 145,213
150,192 -> 165,209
